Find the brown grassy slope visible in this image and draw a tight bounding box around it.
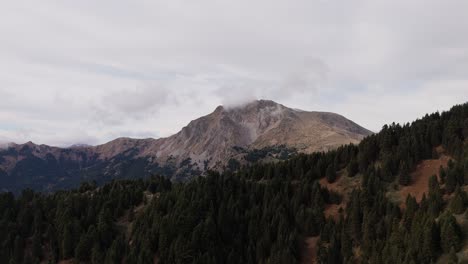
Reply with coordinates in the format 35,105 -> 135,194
386,147 -> 451,207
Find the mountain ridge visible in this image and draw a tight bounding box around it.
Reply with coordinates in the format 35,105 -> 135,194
0,99 -> 372,192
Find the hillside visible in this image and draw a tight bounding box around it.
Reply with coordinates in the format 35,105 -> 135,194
0,100 -> 371,193
0,102 -> 466,263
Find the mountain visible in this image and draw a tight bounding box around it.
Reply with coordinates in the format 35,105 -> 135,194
1,102 -> 466,263
0,100 -> 372,192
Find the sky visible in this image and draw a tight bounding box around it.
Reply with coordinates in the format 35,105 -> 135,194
0,0 -> 467,147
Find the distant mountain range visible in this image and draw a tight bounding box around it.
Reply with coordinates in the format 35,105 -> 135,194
0,100 -> 372,193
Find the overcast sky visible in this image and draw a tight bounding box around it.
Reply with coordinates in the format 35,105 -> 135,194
1,0 -> 467,146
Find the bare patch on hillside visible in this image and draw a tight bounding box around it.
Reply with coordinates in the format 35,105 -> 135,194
393,152 -> 450,206
319,172 -> 361,220
324,204 -> 343,221
319,172 -> 361,198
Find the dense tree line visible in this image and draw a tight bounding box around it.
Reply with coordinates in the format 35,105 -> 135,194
0,177 -> 171,263
0,102 -> 467,263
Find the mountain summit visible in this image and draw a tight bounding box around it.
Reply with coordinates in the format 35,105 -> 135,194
0,100 -> 372,192
150,99 -> 371,167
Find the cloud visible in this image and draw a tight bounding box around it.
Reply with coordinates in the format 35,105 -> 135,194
0,141 -> 15,149
214,57 -> 328,107
93,84 -> 174,125
0,0 -> 467,146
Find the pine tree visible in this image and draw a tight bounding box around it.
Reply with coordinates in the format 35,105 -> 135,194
446,169 -> 458,194
403,195 -> 417,229
91,243 -> 104,264
75,233 -> 92,261
348,195 -> 362,243
399,161 -> 411,186
327,236 -> 343,264
464,160 -> 468,184
439,165 -> 447,184
13,235 -> 24,264
440,214 -> 462,252
62,225 -> 74,259
31,232 -> 42,261
421,220 -> 437,263
347,158 -> 358,177
97,208 -> 114,248
326,164 -> 337,183
105,236 -> 126,264
340,228 -> 353,262
450,187 -> 465,214
428,175 -> 443,216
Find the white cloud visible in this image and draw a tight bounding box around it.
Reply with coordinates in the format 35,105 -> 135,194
0,0 -> 467,146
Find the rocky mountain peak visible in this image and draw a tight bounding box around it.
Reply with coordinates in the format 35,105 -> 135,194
157,99 -> 372,170
0,99 -> 373,192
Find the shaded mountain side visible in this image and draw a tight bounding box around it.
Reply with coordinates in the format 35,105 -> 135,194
0,100 -> 372,193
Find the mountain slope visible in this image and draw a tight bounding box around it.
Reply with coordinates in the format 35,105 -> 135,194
0,100 -> 372,192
